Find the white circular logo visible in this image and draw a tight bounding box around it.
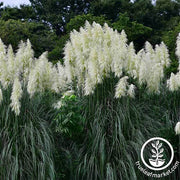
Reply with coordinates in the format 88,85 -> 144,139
141,137 -> 174,171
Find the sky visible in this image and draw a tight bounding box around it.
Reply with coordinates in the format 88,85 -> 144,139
0,0 -> 30,7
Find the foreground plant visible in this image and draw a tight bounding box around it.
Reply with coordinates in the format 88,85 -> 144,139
0,89 -> 55,179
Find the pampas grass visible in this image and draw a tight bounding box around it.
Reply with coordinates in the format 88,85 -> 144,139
0,87 -> 56,179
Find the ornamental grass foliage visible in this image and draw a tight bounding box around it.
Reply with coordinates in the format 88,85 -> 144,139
0,21 -> 180,179
0,89 -> 56,179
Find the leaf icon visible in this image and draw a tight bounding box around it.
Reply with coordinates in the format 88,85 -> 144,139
149,139 -> 165,167
156,140 -> 159,146
157,143 -> 162,149
151,149 -> 156,154
158,154 -> 163,158
151,143 -> 156,148
159,148 -> 164,154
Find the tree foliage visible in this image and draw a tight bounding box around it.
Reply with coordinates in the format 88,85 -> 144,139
0,19 -> 56,57
66,13 -> 110,33
29,0 -> 91,35
0,5 -> 36,21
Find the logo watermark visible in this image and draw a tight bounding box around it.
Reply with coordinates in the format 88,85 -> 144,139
136,137 -> 179,178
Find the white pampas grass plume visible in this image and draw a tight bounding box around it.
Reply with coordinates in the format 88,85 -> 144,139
64,21 -> 128,96
127,84 -> 136,98
115,76 -> 129,98
145,41 -> 154,55
0,88 -> 3,104
27,52 -> 60,97
159,42 -> 170,67
6,45 -> 16,84
10,78 -> 22,115
84,75 -> 95,95
57,62 -> 67,91
176,33 -> 180,60
15,40 -> 34,81
0,39 -> 8,89
167,73 -> 180,91
0,38 -> 6,57
175,122 -> 180,135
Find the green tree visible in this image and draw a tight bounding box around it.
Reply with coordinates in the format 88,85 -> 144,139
0,5 -> 36,21
66,13 -> 110,33
90,0 -> 131,21
29,0 -> 91,35
129,0 -> 180,30
128,0 -> 155,28
155,0 -> 180,21
0,19 -> 57,57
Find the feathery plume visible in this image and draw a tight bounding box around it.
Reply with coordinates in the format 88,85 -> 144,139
175,122 -> 180,135
115,76 -> 129,98
10,78 -> 22,115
